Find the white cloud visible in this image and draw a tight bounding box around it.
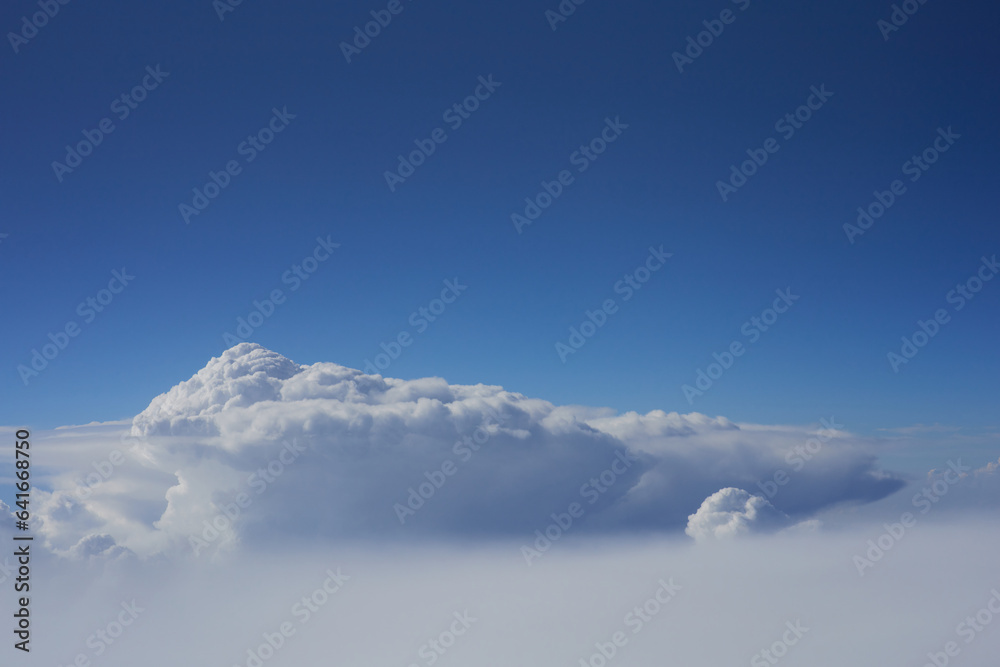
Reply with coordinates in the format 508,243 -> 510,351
6,345 -> 1000,665
27,343 -> 908,557
685,487 -> 792,541
13,523 -> 1000,667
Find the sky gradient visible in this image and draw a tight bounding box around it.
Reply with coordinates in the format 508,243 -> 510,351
2,0 -> 997,444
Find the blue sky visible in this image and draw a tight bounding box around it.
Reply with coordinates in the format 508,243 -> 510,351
2,0 -> 997,442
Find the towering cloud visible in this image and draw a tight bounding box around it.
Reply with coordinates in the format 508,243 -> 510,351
35,344 -> 905,557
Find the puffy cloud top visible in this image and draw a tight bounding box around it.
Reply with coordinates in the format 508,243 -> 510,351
36,344 -> 905,557
685,488 -> 792,541
133,344 -> 304,436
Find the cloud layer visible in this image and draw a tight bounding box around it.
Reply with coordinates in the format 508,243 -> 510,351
33,343 -> 908,557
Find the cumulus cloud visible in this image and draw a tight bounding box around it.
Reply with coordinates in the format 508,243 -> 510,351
685,487 -> 793,541
30,343 -> 907,557
65,533 -> 135,561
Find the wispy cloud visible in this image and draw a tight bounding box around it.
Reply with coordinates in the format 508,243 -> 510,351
878,423 -> 963,435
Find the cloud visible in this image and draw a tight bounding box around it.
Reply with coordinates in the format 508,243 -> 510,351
878,423 -> 962,435
0,500 -> 15,534
13,523 -> 1000,667
30,343 -> 906,557
685,487 -> 794,541
65,533 -> 135,561
920,456 -> 1000,511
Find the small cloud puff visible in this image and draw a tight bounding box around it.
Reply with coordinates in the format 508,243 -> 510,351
685,487 -> 794,541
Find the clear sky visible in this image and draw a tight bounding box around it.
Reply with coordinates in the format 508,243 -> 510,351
2,0 -> 997,438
